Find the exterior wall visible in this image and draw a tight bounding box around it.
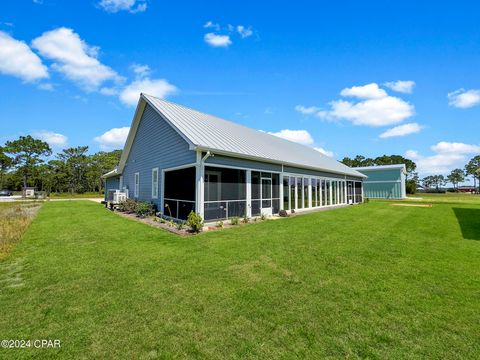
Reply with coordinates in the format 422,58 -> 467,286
359,168 -> 406,199
122,104 -> 196,209
104,176 -> 120,200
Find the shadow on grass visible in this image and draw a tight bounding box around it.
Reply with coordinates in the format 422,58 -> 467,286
453,208 -> 480,240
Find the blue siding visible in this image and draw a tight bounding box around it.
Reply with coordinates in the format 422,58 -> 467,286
358,168 -> 406,199
205,154 -> 282,172
122,104 -> 196,208
283,165 -> 351,179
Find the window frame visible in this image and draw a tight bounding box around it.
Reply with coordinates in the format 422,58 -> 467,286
151,168 -> 159,199
134,172 -> 140,198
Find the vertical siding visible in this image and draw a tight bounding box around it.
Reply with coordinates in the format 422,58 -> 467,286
122,104 -> 197,209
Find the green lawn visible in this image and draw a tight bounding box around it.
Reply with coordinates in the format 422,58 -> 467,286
1,197 -> 479,359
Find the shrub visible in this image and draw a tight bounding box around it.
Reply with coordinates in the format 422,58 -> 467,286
406,179 -> 417,194
364,198 -> 370,203
260,213 -> 267,221
242,216 -> 249,224
291,209 -> 295,215
118,199 -> 137,213
135,202 -> 156,218
216,221 -> 224,228
230,217 -> 240,225
176,222 -> 184,230
186,211 -> 204,233
279,210 -> 288,217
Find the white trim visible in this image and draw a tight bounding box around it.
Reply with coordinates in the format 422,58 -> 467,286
162,162 -> 197,173
151,167 -> 159,199
134,172 -> 140,198
246,170 -> 252,217
204,160 -> 282,174
118,100 -> 147,173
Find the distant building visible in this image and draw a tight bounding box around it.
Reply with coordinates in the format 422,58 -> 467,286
23,187 -> 36,198
353,164 -> 407,199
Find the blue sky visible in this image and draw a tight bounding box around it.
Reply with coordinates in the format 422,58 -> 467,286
1,0 -> 479,178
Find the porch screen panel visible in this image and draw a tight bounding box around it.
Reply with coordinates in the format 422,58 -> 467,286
297,177 -> 303,209
272,173 -> 280,214
290,177 -> 296,210
204,166 -> 247,221
355,182 -> 362,203
312,179 -> 317,207
164,166 -> 196,220
283,176 -> 290,210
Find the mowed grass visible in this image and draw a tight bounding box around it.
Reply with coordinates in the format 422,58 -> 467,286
0,198 -> 479,359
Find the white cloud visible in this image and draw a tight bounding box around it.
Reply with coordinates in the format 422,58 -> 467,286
32,130 -> 68,147
94,126 -> 130,150
98,0 -> 147,13
318,96 -> 414,127
384,80 -> 415,94
32,27 -> 121,91
37,83 -> 54,91
119,78 -> 177,106
316,83 -> 415,127
130,63 -> 150,77
203,21 -> 220,31
268,129 -> 314,145
204,33 -> 232,47
340,83 -> 387,99
295,105 -> 320,115
237,25 -> 253,38
314,147 -> 334,157
379,122 -> 423,138
431,141 -> 480,154
448,89 -> 480,108
0,31 -> 48,82
406,141 -> 480,175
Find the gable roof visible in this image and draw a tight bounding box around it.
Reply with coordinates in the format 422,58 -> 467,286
114,94 -> 366,178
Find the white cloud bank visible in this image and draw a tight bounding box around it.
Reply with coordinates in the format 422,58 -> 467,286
32,130 -> 68,147
384,80 -> 415,94
406,141 -> 480,175
448,89 -> 480,108
0,31 -> 49,82
203,22 -> 255,47
314,147 -> 334,157
98,0 -> 147,13
94,126 -> 130,150
379,122 -> 423,138
32,27 -> 121,91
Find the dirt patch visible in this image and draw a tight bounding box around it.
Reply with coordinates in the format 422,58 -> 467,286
390,203 -> 432,208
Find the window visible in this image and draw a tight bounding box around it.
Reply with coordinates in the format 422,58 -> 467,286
283,176 -> 290,210
312,179 -> 317,207
303,178 -> 309,208
151,168 -> 159,199
134,172 -> 140,198
297,177 -> 303,209
290,177 -> 296,209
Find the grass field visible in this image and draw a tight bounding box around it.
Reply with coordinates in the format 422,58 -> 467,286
0,196 -> 479,358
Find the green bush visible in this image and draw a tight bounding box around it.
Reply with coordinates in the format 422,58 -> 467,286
135,202 -> 156,218
279,210 -> 288,217
406,179 -> 417,194
216,221 -> 224,228
186,211 -> 204,233
118,199 -> 137,213
230,217 -> 240,225
242,216 -> 249,224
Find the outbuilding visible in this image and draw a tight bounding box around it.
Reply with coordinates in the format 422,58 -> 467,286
103,94 -> 366,221
353,164 -> 407,199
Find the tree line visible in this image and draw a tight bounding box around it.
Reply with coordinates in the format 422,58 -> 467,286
0,135 -> 121,194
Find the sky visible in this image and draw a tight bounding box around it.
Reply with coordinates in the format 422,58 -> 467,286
1,0 -> 479,179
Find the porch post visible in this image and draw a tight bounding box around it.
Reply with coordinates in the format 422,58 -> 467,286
246,170 -> 252,217
279,173 -> 284,210
195,151 -> 205,218
308,178 -> 312,208
329,180 -> 333,206
344,177 -> 348,204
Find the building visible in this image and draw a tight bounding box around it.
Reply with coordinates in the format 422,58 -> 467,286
353,164 -> 407,199
103,94 -> 366,221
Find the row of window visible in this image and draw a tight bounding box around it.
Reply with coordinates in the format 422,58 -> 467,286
282,176 -> 362,211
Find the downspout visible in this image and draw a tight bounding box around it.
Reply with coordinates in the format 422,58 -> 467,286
201,151 -> 212,163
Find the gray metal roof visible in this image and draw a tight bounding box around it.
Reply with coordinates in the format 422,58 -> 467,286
354,164 -> 407,174
141,94 -> 366,178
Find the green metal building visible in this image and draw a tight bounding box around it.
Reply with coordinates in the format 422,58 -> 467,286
354,164 -> 407,199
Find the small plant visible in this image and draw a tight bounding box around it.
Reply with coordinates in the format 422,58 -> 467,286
230,216 -> 240,225
364,197 -> 370,203
118,198 -> 137,213
260,213 -> 267,221
176,222 -> 184,230
291,209 -> 296,215
253,217 -> 258,222
242,216 -> 249,224
279,210 -> 289,217
186,211 -> 204,233
168,220 -> 175,227
135,202 -> 156,218
159,217 -> 166,223
216,220 -> 224,228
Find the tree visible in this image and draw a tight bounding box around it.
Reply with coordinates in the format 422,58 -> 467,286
85,150 -> 122,193
464,155 -> 480,193
0,146 -> 13,188
447,168 -> 465,190
422,175 -> 446,190
374,155 -> 416,177
4,135 -> 52,190
57,146 -> 89,194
